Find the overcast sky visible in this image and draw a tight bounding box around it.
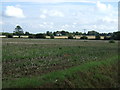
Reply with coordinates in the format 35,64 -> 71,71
0,0 -> 118,33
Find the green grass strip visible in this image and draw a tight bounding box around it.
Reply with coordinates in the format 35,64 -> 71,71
3,55 -> 118,88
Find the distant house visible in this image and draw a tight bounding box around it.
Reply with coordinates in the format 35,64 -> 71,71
56,33 -> 62,36
0,35 -> 6,38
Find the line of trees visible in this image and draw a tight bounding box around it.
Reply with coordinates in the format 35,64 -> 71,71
1,25 -> 120,40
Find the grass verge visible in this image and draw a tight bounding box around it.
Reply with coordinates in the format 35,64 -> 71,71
3,55 -> 119,88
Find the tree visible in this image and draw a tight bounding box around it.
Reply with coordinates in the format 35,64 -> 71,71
14,25 -> 24,38
50,35 -> 54,39
75,31 -> 82,35
35,33 -> 46,39
80,36 -> 88,39
104,35 -> 111,40
2,32 -> 13,38
111,31 -> 120,40
28,34 -> 35,38
68,35 -> 74,39
88,30 -> 99,36
95,34 -> 101,40
55,31 -> 62,36
61,30 -> 69,36
2,32 -> 10,35
6,34 -> 13,38
25,32 -> 30,35
107,33 -> 113,36
53,32 -> 57,36
46,31 -> 53,36
99,33 -> 107,36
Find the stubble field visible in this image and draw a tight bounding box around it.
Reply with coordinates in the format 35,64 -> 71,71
2,38 -> 119,88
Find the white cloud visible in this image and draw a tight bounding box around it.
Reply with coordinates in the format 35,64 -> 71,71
43,22 -> 47,25
1,0 -> 95,3
73,22 -> 77,25
96,1 -> 112,12
96,25 -> 117,32
0,21 -> 3,25
2,1 -> 118,33
5,6 -> 25,18
79,24 -> 117,33
39,22 -> 54,29
40,9 -> 64,17
97,1 -> 107,11
49,10 -> 64,17
50,26 -> 53,29
95,16 -> 118,26
39,24 -> 44,27
61,24 -> 70,29
102,17 -> 117,23
40,15 -> 46,19
50,22 -> 54,25
2,0 -> 119,3
42,9 -> 48,14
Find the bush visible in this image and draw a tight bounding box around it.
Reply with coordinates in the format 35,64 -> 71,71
80,36 -> 88,39
68,35 -> 74,39
50,35 -> 54,39
35,34 -> 46,39
28,35 -> 35,38
111,31 -> 120,40
104,36 -> 111,40
109,40 -> 115,43
95,34 -> 101,40
6,34 -> 13,38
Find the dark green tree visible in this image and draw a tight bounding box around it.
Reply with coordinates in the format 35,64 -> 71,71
7,34 -> 13,38
104,35 -> 111,40
88,30 -> 99,35
14,25 -> 24,38
46,31 -> 53,36
25,32 -> 30,35
50,35 -> 54,39
53,32 -> 57,36
4,33 -> 13,38
75,31 -> 82,35
61,30 -> 69,36
80,36 -> 88,39
95,34 -> 101,40
35,33 -> 46,39
111,31 -> 120,40
68,34 -> 74,39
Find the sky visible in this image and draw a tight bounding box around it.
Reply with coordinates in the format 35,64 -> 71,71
0,0 -> 119,34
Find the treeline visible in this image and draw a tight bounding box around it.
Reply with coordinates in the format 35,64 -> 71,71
2,30 -> 120,40
1,25 -> 120,40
